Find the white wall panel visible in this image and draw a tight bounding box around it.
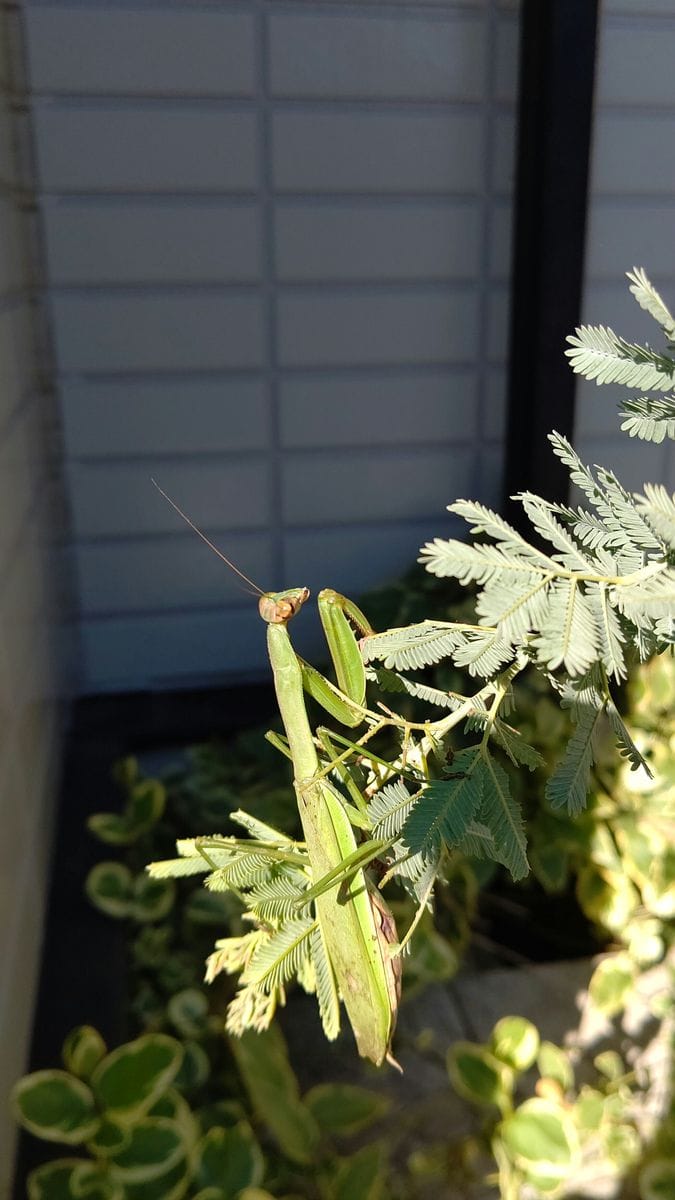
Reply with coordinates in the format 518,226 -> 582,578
276,202 -> 481,282
273,111 -> 483,193
26,7 -> 256,96
34,107 -> 258,193
278,289 -> 480,368
269,11 -> 486,100
283,445 -> 474,525
280,368 -> 478,447
67,459 -> 270,540
51,292 -> 265,372
43,201 -> 262,285
61,377 -> 270,458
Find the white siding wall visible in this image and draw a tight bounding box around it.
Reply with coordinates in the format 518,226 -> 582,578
577,0 -> 675,491
22,0 -> 520,693
0,4 -> 70,1186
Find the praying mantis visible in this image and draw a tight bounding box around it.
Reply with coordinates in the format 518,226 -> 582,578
148,485 -> 410,1066
147,485 -> 519,1066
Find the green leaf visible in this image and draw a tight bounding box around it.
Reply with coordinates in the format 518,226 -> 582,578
588,955 -> 635,1017
593,1050 -> 624,1081
401,749 -> 484,860
620,395 -> 675,443
166,988 -> 210,1039
244,915 -> 314,993
62,1027 -> 107,1081
173,1040 -> 211,1093
229,1027 -> 320,1165
537,1043 -> 573,1093
11,1071 -> 100,1144
447,1042 -> 509,1109
329,1143 -> 386,1200
534,579 -> 599,677
110,1116 -> 186,1181
130,873 -> 175,922
305,1084 -> 389,1135
85,862 -> 133,918
640,1159 -> 675,1200
193,1124 -> 264,1197
479,754 -> 529,881
500,1098 -> 578,1177
27,1161 -> 94,1200
92,1034 -> 183,1121
309,923 -> 341,1042
87,779 -> 165,846
86,1116 -> 131,1157
546,700 -> 604,815
490,1016 -> 539,1072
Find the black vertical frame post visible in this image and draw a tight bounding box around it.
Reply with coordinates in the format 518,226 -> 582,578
503,0 -> 599,520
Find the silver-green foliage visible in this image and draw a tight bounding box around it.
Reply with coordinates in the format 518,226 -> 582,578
368,269 -> 673,859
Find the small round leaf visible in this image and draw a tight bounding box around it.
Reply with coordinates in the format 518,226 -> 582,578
194,1124 -> 264,1196
85,863 -> 133,918
12,1071 -> 100,1144
500,1099 -> 578,1179
447,1041 -> 509,1108
166,988 -> 210,1039
304,1084 -> 389,1135
130,874 -> 175,923
490,1016 -> 540,1072
62,1027 -> 107,1081
588,955 -> 635,1017
110,1117 -> 186,1181
86,1116 -> 131,1157
28,1160 -> 87,1200
537,1042 -> 573,1093
92,1034 -> 183,1121
173,1040 -> 211,1093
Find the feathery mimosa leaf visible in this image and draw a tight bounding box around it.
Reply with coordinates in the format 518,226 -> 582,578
310,925 -> 340,1041
606,699 -> 652,777
401,749 -> 484,859
365,666 -> 464,710
490,719 -> 545,771
479,753 -> 528,880
546,700 -> 605,815
244,916 -> 316,993
453,630 -> 514,677
517,493 -> 599,571
534,580 -> 599,676
627,267 -> 675,339
565,325 -> 675,391
368,780 -> 417,840
584,584 -> 627,682
636,483 -> 675,548
619,395 -> 675,443
361,620 -> 469,671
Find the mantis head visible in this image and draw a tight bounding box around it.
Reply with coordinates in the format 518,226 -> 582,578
259,587 -> 310,625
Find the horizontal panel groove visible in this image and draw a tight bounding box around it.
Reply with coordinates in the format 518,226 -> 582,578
28,94 -> 514,115
55,355 -> 508,384
49,278 -> 481,298
68,433 -> 492,469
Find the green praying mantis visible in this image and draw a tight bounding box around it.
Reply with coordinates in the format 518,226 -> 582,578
147,484 -> 412,1066
147,484 -> 522,1067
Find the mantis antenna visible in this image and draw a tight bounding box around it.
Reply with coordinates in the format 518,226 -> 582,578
151,478 -> 264,597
